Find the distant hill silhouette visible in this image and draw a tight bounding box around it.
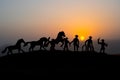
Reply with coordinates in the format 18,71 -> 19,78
0,50 -> 120,77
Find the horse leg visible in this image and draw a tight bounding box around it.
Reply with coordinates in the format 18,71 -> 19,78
43,46 -> 46,50
9,49 -> 13,54
21,49 -> 25,53
29,47 -> 32,52
31,46 -> 35,51
18,49 -> 21,53
7,50 -> 9,55
40,45 -> 42,50
32,48 -> 34,51
20,48 -> 24,53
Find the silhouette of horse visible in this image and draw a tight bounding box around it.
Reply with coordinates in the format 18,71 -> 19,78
2,39 -> 25,55
47,31 -> 66,50
24,37 -> 50,52
54,31 -> 66,45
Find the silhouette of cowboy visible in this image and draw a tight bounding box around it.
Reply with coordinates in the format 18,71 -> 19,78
71,35 -> 80,51
85,36 -> 94,52
98,38 -> 108,53
63,37 -> 70,51
49,39 -> 56,51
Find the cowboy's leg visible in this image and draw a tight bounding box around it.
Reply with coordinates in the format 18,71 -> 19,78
100,48 -> 102,53
103,48 -> 105,53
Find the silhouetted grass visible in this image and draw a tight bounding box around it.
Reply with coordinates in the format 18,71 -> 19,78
0,50 -> 120,77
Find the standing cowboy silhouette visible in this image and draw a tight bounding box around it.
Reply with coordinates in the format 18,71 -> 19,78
85,36 -> 94,52
63,37 -> 70,51
49,39 -> 56,51
71,35 -> 80,51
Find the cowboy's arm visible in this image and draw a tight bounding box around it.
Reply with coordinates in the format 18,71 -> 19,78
98,38 -> 101,44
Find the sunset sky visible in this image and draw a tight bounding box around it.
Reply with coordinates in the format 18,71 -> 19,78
0,0 -> 120,47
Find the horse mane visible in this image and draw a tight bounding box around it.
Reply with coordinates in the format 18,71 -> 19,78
56,31 -> 65,39
54,31 -> 65,44
15,38 -> 25,46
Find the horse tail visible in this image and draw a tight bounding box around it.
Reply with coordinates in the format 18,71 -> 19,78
2,47 -> 8,53
24,42 -> 30,47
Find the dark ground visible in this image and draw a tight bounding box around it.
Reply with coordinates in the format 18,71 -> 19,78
0,50 -> 120,77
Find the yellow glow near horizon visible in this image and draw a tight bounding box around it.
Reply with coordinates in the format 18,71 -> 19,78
80,36 -> 85,41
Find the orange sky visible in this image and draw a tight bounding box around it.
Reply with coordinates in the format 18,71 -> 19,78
0,0 -> 120,43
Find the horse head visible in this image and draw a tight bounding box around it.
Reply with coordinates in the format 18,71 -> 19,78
55,31 -> 66,44
57,31 -> 65,39
20,38 -> 25,44
16,38 -> 25,46
60,31 -> 65,37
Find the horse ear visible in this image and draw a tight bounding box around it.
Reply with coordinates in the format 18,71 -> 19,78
60,31 -> 63,33
48,37 -> 50,40
20,38 -> 23,40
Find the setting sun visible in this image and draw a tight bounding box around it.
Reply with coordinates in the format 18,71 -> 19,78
80,36 -> 85,41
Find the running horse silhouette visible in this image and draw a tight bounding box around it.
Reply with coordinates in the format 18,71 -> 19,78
24,37 -> 50,52
2,39 -> 25,55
